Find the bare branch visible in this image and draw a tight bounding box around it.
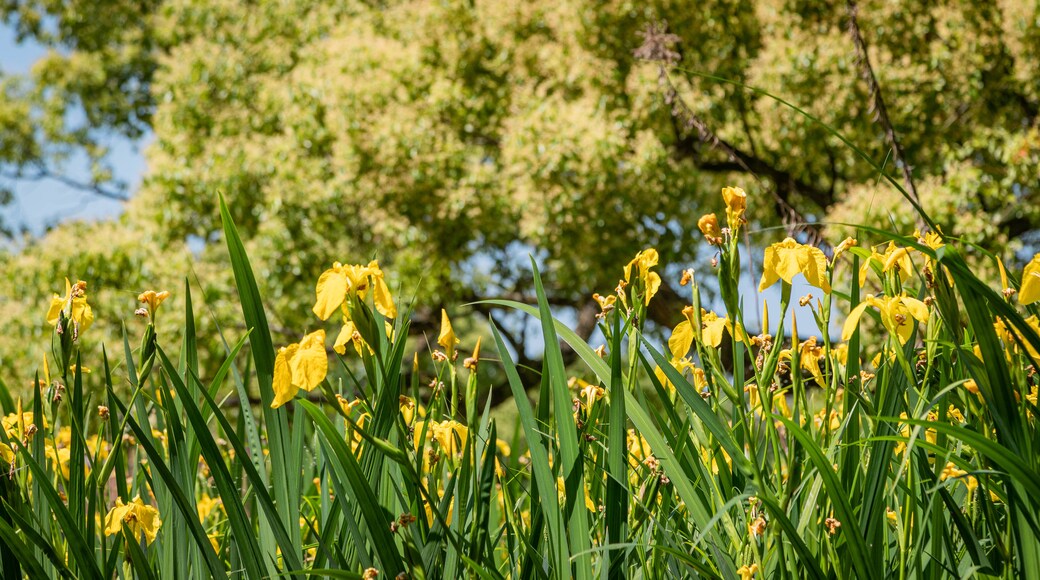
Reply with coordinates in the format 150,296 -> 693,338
0,163 -> 130,202
846,1 -> 921,208
635,21 -> 831,247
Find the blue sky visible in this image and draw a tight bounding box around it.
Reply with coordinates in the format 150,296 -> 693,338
1,24 -> 145,235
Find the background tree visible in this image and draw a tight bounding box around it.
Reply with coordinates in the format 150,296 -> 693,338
2,0 -> 1039,387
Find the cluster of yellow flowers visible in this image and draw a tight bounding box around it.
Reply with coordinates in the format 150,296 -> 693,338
272,260 -> 397,408
596,185 -> 1040,452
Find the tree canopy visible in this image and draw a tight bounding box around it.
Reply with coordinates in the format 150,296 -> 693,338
2,0 -> 1039,379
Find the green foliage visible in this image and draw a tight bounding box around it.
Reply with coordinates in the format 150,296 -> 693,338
0,189 -> 1039,577
3,1 -> 1040,377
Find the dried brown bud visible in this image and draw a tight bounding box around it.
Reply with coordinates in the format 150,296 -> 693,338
825,517 -> 841,535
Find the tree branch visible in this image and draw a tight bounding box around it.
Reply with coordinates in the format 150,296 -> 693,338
846,1 -> 921,208
0,163 -> 129,202
636,21 -> 831,246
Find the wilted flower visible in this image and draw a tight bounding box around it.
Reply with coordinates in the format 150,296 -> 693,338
748,516 -> 766,537
697,213 -> 722,244
463,337 -> 482,371
399,396 -> 417,425
824,517 -> 841,535
592,293 -> 616,315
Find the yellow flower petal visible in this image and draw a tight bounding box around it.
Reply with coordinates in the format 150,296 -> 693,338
333,323 -> 351,355
289,330 -> 328,392
105,496 -> 162,545
432,420 -> 467,455
702,311 -> 728,348
46,295 -> 64,326
313,264 -> 348,320
438,309 -> 459,353
841,300 -> 875,342
722,186 -> 747,230
1020,253 -> 1040,305
271,344 -> 299,408
371,275 -> 397,319
72,298 -> 94,332
138,290 -> 171,314
796,245 -> 831,293
0,442 -> 14,464
668,320 -> 694,360
697,213 -> 721,241
759,239 -> 831,293
644,271 -> 661,305
900,296 -> 930,324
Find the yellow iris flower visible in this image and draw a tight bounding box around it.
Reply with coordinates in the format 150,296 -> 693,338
312,260 -> 396,321
569,377 -> 605,409
438,309 -> 460,356
736,563 -> 759,580
46,278 -> 94,333
758,238 -> 831,294
556,476 -> 598,512
859,242 -> 914,286
994,315 -> 1040,359
1019,253 -> 1040,305
104,496 -> 162,545
333,320 -> 369,356
623,249 -> 662,306
780,336 -> 826,386
841,294 -> 929,345
137,290 -> 171,317
271,330 -> 328,408
426,420 -> 468,456
832,237 -> 857,261
669,306 -> 732,352
722,186 -> 747,232
914,229 -> 944,251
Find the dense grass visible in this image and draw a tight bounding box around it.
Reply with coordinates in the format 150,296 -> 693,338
1,189 -> 1039,579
